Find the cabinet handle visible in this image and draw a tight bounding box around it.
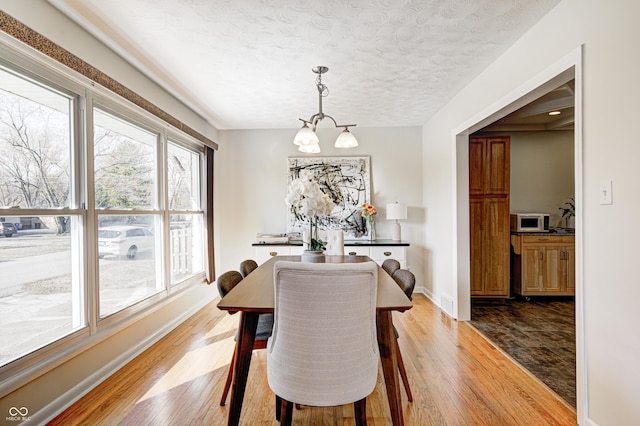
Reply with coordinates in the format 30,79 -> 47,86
348,251 -> 357,256
384,251 -> 392,256
269,251 -> 277,257
537,238 -> 549,241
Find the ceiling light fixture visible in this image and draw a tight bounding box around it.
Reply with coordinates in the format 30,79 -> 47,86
549,111 -> 561,116
293,66 -> 358,153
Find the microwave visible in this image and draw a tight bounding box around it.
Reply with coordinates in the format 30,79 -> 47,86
510,213 -> 550,232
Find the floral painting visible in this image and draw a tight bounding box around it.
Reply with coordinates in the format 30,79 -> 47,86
287,156 -> 371,239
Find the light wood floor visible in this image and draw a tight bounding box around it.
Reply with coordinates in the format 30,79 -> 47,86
49,295 -> 576,425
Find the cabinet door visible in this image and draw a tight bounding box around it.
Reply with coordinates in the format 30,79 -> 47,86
543,244 -> 563,292
469,139 -> 485,196
563,244 -> 576,292
521,244 -> 544,293
485,137 -> 510,195
469,136 -> 510,195
469,198 -> 485,295
483,198 -> 510,296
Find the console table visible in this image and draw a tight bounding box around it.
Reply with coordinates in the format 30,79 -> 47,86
253,240 -> 409,267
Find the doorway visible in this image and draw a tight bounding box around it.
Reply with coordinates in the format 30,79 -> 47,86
453,49 -> 583,415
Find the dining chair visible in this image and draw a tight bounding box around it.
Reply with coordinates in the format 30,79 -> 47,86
239,259 -> 259,278
268,261 -> 379,425
216,270 -> 274,406
391,268 -> 416,402
382,258 -> 401,276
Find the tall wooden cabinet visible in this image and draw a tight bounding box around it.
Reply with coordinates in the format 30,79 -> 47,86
469,136 -> 510,297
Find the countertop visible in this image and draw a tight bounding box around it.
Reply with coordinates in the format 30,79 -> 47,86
511,228 -> 575,236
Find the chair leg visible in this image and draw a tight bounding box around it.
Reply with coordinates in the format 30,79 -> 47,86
219,344 -> 237,406
354,397 -> 367,426
279,397 -> 293,426
396,337 -> 413,402
275,395 -> 281,421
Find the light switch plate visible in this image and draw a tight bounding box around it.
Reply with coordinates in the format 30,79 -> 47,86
599,180 -> 612,205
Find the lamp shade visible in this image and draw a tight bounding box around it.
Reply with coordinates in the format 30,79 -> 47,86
386,202 -> 407,221
294,125 -> 319,146
334,128 -> 359,148
298,141 -> 321,153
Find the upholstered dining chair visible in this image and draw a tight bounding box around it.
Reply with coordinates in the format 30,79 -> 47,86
382,258 -> 401,276
216,270 -> 274,406
390,268 -> 416,402
268,261 -> 379,425
239,259 -> 259,278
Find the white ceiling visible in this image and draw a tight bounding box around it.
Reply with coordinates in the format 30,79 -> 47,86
49,0 -> 562,131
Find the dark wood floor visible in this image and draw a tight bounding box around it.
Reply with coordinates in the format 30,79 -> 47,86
469,297 -> 576,407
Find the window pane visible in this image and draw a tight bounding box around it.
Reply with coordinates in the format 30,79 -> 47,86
98,214 -> 161,317
0,68 -> 72,210
0,215 -> 84,367
167,142 -> 200,210
169,214 -> 204,285
94,109 -> 157,210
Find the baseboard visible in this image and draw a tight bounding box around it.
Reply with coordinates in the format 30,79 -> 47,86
33,290 -> 215,425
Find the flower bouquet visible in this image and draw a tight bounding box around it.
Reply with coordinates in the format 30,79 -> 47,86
361,202 -> 377,240
286,171 -> 336,251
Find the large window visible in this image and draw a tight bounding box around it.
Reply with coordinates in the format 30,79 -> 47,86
0,54 -> 210,374
94,108 -> 162,317
167,141 -> 204,285
0,66 -> 84,367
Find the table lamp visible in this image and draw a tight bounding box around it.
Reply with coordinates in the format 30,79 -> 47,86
386,202 -> 407,241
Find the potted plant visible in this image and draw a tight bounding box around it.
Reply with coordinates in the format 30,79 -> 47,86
558,197 -> 575,228
286,171 -> 336,260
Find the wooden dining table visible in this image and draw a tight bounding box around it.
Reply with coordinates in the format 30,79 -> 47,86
216,255 -> 413,425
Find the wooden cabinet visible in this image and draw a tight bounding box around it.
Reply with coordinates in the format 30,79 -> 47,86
470,197 -> 510,297
469,136 -> 510,196
469,136 -> 510,298
511,235 -> 575,296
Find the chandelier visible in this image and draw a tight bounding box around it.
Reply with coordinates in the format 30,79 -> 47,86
293,66 -> 358,153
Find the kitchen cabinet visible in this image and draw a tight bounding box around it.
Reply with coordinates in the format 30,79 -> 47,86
470,197 -> 510,297
469,136 -> 510,196
254,241 -> 408,268
469,136 -> 510,298
511,235 -> 575,296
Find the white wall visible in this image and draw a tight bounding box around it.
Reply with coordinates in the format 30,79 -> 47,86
214,126 -> 425,288
422,0 -> 640,425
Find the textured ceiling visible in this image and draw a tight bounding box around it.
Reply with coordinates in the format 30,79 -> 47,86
49,0 -> 561,130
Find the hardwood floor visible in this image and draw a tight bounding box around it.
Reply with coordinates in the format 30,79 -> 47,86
469,297 -> 576,408
49,295 -> 576,425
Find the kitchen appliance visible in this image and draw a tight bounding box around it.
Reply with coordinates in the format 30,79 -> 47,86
510,213 -> 550,232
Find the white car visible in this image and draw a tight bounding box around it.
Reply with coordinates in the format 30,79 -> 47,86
98,225 -> 154,259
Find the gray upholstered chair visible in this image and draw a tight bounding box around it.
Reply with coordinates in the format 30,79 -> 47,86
216,270 -> 274,406
239,259 -> 259,278
391,268 -> 416,402
382,258 -> 400,276
268,261 -> 379,425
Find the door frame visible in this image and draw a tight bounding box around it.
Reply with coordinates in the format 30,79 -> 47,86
452,46 -> 585,420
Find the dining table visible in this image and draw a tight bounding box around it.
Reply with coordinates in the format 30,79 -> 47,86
216,255 -> 413,426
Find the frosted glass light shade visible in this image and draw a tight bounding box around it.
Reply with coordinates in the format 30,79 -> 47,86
294,125 -> 319,146
298,141 -> 321,153
334,128 -> 358,148
386,202 -> 407,220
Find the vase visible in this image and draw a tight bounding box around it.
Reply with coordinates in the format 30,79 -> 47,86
368,220 -> 376,241
302,250 -> 325,263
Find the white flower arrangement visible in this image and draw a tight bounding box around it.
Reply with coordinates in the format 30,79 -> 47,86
286,171 -> 336,250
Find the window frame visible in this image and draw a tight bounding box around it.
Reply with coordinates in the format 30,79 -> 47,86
0,34 -> 213,394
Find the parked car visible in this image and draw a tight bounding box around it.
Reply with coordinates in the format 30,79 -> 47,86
98,225 -> 154,259
0,222 -> 17,237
